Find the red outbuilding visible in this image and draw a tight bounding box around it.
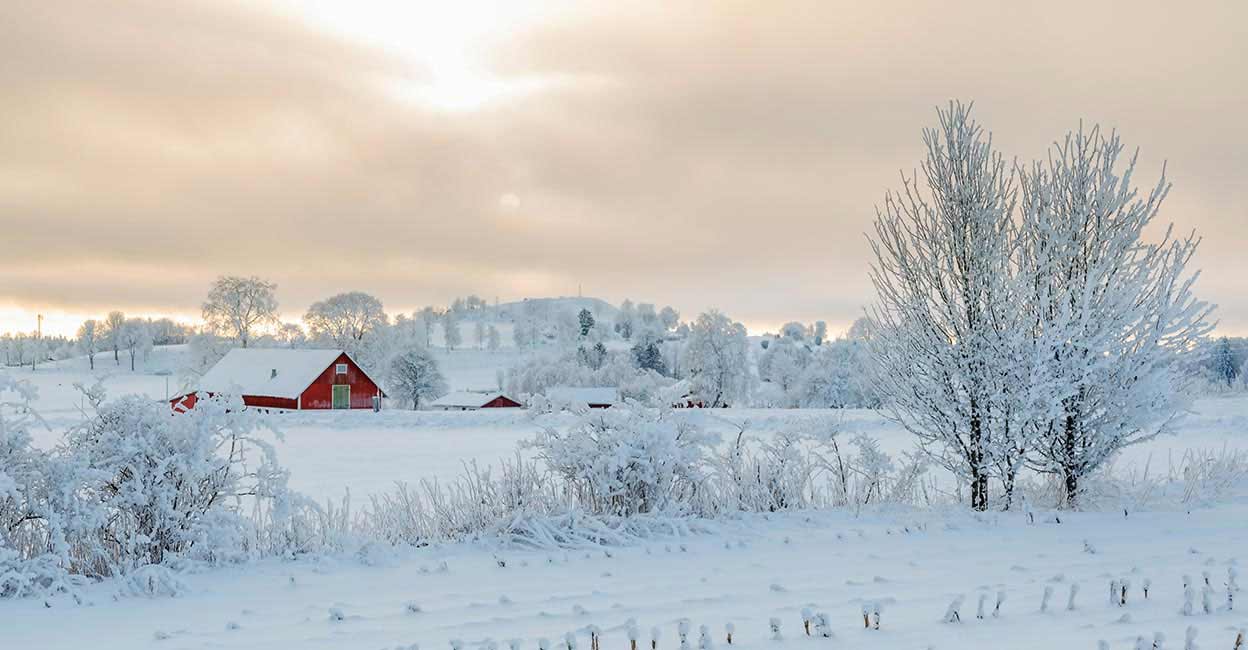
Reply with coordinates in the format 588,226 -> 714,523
170,348 -> 384,412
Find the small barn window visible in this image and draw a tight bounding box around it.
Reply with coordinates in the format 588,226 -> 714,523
335,363 -> 348,375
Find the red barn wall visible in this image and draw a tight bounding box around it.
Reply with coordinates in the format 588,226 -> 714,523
481,395 -> 522,408
243,395 -> 299,410
298,352 -> 383,409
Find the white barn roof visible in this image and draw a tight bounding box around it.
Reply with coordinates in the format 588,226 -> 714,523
429,391 -> 511,408
546,386 -> 619,406
196,348 -> 345,399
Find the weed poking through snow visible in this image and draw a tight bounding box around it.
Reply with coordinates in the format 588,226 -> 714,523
944,596 -> 964,623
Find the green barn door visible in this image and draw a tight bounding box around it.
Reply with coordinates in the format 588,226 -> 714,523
332,385 -> 351,409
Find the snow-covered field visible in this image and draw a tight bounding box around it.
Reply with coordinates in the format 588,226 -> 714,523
7,348 -> 1248,649
8,503 -> 1248,649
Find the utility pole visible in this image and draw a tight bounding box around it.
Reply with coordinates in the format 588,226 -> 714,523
37,314 -> 42,339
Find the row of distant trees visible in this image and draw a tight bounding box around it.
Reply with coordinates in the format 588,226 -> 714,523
1,316 -> 190,371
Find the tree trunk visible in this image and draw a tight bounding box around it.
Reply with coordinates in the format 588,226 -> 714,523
971,470 -> 989,511
89,353 -> 94,370
1062,415 -> 1079,509
1063,465 -> 1080,510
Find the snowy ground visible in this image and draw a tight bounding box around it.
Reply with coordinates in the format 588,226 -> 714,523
8,504 -> 1248,650
8,349 -> 1248,649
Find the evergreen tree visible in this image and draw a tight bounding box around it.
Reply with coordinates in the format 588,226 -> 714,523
1213,337 -> 1240,387
578,309 -> 595,338
631,338 -> 667,375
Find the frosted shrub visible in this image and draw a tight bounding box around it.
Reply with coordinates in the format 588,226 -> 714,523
0,374 -> 89,597
526,401 -> 712,516
768,617 -> 781,640
65,393 -> 290,573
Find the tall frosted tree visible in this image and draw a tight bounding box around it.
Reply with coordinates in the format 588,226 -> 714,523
1018,124 -> 1213,508
682,310 -> 751,408
202,276 -> 278,348
77,319 -> 99,370
1211,338 -> 1240,388
866,102 -> 1026,511
442,310 -> 462,351
103,310 -> 126,364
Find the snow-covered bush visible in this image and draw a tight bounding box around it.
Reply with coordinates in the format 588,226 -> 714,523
64,392 -> 291,573
526,401 -> 714,516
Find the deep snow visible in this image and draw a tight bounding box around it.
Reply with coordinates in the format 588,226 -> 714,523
7,347 -> 1248,649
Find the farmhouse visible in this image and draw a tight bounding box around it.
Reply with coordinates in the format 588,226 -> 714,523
545,386 -> 619,409
428,391 -> 522,411
170,348 -> 384,411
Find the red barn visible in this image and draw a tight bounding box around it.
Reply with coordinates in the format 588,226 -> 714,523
171,348 -> 384,412
428,391 -> 523,411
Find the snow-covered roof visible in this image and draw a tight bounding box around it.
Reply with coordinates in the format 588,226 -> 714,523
545,386 -> 619,406
429,391 -> 512,408
196,348 -> 346,399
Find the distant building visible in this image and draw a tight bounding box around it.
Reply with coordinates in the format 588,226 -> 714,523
170,348 -> 384,412
428,391 -> 523,411
545,386 -> 619,409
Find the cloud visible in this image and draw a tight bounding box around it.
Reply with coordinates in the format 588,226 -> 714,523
1,0 -> 1245,334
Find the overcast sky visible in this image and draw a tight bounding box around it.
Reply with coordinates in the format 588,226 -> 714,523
2,0 -> 1245,337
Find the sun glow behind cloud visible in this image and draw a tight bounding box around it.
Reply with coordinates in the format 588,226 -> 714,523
269,0 -> 577,111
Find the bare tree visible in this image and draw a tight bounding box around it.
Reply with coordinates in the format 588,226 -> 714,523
202,276 -> 278,348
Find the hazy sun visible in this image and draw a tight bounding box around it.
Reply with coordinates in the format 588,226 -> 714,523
270,0 -> 581,111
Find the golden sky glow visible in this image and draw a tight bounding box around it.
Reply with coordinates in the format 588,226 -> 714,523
2,0 -> 1246,338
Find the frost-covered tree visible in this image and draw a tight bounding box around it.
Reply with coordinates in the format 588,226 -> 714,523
303,291 -> 387,349
578,309 -> 596,338
202,276 -> 278,348
103,310 -> 126,364
486,324 -> 501,352
682,311 -> 751,408
77,320 -> 99,370
812,321 -> 828,347
780,322 -> 808,341
631,337 -> 667,375
1211,337 -> 1240,388
119,318 -> 152,372
442,310 -> 462,351
387,346 -> 447,409
1018,124 -> 1213,508
275,322 -> 306,348
757,338 -> 810,401
415,306 -> 438,347
616,300 -> 636,340
866,102 -> 1027,511
659,306 -> 680,332
474,320 -> 486,350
